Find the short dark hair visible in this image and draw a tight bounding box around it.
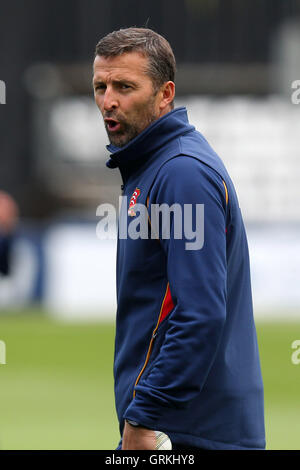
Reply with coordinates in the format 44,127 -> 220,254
95,27 -> 176,93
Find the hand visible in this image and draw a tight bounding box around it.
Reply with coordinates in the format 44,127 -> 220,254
122,420 -> 156,450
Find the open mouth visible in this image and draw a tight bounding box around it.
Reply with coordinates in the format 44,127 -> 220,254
105,118 -> 121,132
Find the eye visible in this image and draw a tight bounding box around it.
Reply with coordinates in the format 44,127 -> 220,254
120,83 -> 131,90
94,83 -> 106,92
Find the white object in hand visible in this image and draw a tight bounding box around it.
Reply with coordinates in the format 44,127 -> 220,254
155,431 -> 172,450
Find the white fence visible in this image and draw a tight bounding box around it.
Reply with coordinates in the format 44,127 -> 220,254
41,223 -> 300,321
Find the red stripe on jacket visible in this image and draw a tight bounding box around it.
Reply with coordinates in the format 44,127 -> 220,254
159,284 -> 175,325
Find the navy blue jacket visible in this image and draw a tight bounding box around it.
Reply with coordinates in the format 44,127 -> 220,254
106,107 -> 265,450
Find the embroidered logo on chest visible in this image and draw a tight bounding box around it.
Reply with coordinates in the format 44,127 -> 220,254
128,188 -> 141,216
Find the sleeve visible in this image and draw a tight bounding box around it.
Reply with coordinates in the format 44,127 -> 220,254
123,155 -> 228,428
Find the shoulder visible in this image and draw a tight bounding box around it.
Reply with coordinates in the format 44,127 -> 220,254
157,155 -> 223,185
150,155 -> 227,209
156,155 -> 226,197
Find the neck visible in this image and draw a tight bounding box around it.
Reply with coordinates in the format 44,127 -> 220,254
158,104 -> 173,119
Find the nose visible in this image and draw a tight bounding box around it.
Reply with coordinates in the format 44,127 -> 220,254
103,86 -> 118,112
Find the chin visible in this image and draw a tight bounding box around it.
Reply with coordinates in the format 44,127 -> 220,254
109,136 -> 128,148
109,131 -> 137,148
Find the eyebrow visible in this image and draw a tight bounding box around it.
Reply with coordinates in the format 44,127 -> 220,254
93,78 -> 137,87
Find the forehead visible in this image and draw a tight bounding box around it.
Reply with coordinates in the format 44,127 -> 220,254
93,52 -> 150,82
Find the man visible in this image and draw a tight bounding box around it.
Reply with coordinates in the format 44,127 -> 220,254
0,191 -> 18,276
93,27 -> 265,450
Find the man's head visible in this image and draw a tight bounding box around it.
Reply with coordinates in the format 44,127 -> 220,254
93,28 -> 176,147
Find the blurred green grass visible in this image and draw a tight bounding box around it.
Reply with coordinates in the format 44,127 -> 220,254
0,310 -> 299,449
0,310 -> 119,450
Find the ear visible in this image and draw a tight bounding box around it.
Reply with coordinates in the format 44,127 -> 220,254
158,81 -> 175,112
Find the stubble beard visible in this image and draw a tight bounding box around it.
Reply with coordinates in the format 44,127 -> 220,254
105,98 -> 159,148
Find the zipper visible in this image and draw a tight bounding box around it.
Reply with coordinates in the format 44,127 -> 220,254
133,283 -> 170,398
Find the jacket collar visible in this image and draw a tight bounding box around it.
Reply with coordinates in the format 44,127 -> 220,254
105,107 -> 194,184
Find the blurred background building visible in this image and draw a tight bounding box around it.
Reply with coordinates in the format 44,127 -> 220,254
0,0 -> 300,319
